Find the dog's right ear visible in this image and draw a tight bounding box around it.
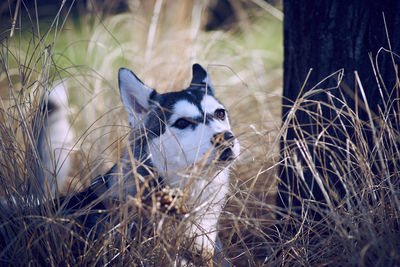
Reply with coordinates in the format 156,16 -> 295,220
119,68 -> 155,127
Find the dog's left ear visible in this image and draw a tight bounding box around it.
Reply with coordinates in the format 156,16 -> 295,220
119,68 -> 156,127
190,63 -> 214,95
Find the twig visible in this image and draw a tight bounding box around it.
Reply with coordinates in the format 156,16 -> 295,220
10,0 -> 21,37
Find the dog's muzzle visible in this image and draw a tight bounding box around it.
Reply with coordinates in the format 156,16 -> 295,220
211,131 -> 236,162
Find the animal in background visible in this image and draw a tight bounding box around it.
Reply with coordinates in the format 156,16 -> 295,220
36,83 -> 73,198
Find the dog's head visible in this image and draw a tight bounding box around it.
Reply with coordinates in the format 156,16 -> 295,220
118,64 -> 240,177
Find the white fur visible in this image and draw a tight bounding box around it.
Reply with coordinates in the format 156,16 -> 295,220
148,94 -> 240,255
40,83 -> 73,197
169,100 -> 201,122
149,95 -> 234,178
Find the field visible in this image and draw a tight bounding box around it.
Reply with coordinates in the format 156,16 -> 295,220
1,1 -> 399,266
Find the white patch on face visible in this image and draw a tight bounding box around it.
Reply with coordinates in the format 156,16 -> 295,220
201,95 -> 223,115
169,100 -> 201,124
148,94 -> 240,182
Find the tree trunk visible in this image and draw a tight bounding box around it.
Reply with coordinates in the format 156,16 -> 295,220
278,0 -> 400,218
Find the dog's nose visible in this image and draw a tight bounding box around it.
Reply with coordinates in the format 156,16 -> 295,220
211,131 -> 236,162
211,131 -> 234,146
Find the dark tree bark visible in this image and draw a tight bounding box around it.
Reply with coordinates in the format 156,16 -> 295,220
278,0 -> 400,218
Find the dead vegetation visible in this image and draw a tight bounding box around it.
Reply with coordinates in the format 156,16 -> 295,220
1,1 -> 399,266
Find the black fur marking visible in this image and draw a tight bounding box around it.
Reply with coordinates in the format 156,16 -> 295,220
144,88 -> 206,135
188,113 -> 214,129
145,106 -> 168,138
173,118 -> 193,129
148,87 -> 223,132
41,100 -> 56,115
191,64 -> 208,84
190,64 -> 214,96
149,89 -> 159,101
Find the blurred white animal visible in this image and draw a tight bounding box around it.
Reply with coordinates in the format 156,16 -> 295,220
37,83 -> 73,197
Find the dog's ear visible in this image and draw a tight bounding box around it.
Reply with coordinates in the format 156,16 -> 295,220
190,63 -> 214,95
119,68 -> 155,127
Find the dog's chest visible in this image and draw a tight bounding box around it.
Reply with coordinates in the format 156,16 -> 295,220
166,168 -> 230,207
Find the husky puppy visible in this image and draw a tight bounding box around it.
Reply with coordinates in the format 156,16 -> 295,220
45,64 -> 240,262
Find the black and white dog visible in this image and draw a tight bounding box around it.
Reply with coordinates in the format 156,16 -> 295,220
40,64 -> 240,263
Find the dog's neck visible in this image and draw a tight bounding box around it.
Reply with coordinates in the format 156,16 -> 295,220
95,130 -> 164,199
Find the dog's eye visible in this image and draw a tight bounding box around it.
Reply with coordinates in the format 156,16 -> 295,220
214,109 -> 226,120
173,118 -> 192,129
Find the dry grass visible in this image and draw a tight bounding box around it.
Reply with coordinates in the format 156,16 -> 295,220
2,1 -> 398,266
275,64 -> 400,266
0,1 -> 282,266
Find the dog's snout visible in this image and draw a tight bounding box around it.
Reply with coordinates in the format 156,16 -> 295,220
211,131 -> 236,162
211,131 -> 235,146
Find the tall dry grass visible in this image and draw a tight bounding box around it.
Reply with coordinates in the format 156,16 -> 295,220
0,1 -> 282,266
1,0 -> 400,266
274,59 -> 400,265
2,0 -> 400,266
